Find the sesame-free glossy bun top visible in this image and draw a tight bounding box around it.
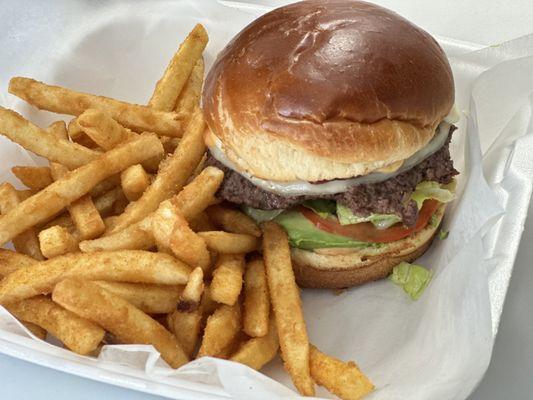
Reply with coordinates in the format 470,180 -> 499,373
202,0 -> 454,181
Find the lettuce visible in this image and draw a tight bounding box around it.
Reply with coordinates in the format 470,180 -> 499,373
242,206 -> 283,223
274,211 -> 377,250
336,203 -> 401,229
390,261 -> 432,300
411,181 -> 456,209
336,180 -> 455,229
302,199 -> 336,218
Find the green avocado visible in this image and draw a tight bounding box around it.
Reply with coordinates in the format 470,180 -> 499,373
273,211 -> 380,250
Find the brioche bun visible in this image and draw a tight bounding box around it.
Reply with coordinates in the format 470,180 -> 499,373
202,0 -> 454,181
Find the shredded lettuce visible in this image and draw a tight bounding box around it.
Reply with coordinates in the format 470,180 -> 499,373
438,229 -> 450,240
390,261 -> 432,300
336,203 -> 401,229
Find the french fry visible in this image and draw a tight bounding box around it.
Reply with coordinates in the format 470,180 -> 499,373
210,254 -> 245,306
198,303 -> 241,358
262,221 -> 314,396
11,166 -> 53,190
149,24 -> 208,111
93,187 -> 122,217
16,189 -> 36,201
21,321 -> 47,340
0,250 -> 191,304
188,211 -> 217,232
177,267 -> 204,312
92,281 -> 183,314
0,134 -> 163,246
170,166 -> 224,220
77,108 -> 134,150
206,205 -> 261,237
243,258 -> 270,337
309,345 -> 374,400
147,201 -> 210,271
79,223 -> 154,252
230,318 -> 279,370
7,296 -> 104,355
0,183 -> 44,260
121,164 -> 151,201
0,249 -> 37,276
108,109 -> 206,233
0,107 -> 99,169
47,131 -> 106,241
38,225 -> 79,258
200,284 -> 218,318
198,231 -> 259,254
78,109 -> 163,171
53,278 -> 188,368
67,118 -> 85,140
175,58 -> 204,119
39,213 -> 77,235
161,136 -> 180,154
216,330 -> 248,360
8,78 -> 184,137
79,166 -> 223,252
167,310 -> 202,358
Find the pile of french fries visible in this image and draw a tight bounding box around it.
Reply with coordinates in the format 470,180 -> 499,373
0,24 -> 373,400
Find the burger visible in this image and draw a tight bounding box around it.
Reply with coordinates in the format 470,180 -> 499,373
202,0 -> 458,288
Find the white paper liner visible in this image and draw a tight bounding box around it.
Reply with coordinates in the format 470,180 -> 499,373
0,1 -> 532,399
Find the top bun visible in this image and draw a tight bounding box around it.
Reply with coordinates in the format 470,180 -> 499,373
203,0 -> 454,182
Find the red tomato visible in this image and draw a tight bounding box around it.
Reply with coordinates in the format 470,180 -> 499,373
300,199 -> 440,243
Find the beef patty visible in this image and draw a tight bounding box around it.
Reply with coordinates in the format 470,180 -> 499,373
206,127 -> 458,227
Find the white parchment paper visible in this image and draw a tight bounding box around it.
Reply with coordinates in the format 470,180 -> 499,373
0,1 -> 532,399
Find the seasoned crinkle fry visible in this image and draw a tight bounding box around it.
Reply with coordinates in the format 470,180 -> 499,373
38,225 -> 79,258
0,250 -> 191,305
206,205 -> 261,237
262,221 -> 314,396
0,107 -> 99,169
198,303 -> 241,358
92,281 -> 183,314
108,108 -> 206,233
53,278 -> 188,368
230,318 -> 279,370
149,24 -> 208,111
0,134 -> 163,246
198,231 -> 259,254
243,258 -> 270,337
210,254 -> 245,306
310,345 -> 374,400
8,78 -> 184,137
0,249 -> 37,277
0,183 -> 44,260
175,58 -> 204,118
177,267 -> 204,312
121,164 -> 151,201
167,309 -> 202,358
7,296 -> 104,355
11,166 -> 53,190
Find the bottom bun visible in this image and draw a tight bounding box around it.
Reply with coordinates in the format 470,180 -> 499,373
291,204 -> 445,289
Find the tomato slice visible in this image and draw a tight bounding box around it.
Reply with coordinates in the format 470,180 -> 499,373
300,199 -> 440,243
